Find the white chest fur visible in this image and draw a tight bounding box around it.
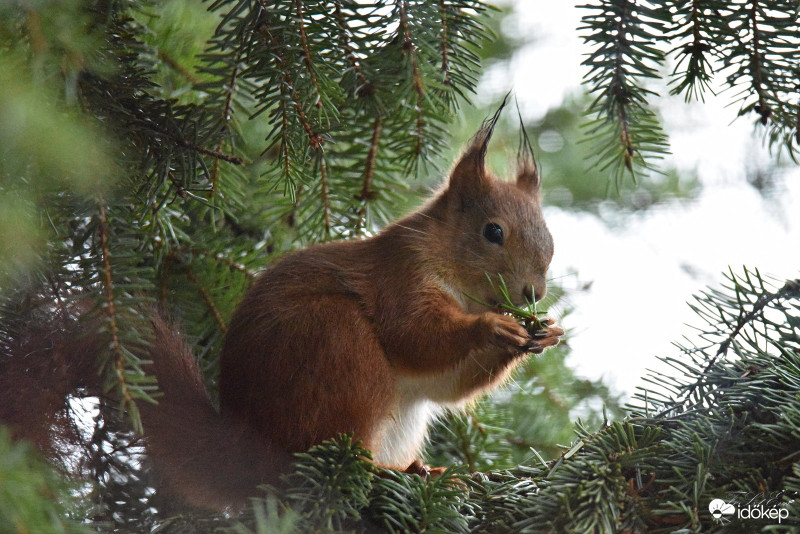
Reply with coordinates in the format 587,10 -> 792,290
372,394 -> 438,466
372,369 -> 471,466
372,278 -> 475,466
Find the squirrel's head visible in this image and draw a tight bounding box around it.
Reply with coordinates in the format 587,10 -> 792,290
428,109 -> 553,312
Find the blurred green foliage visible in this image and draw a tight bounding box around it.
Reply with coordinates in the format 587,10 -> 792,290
0,427 -> 88,534
0,54 -> 112,285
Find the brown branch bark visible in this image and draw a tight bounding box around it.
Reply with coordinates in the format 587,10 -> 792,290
185,269 -> 228,333
400,1 -> 425,161
97,202 -> 130,404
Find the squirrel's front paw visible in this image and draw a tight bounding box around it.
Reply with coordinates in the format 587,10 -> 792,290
528,318 -> 565,354
478,312 -> 531,354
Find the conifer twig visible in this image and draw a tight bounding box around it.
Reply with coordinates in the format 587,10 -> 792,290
333,2 -> 371,96
258,16 -> 323,149
438,0 -> 452,87
294,0 -> 322,106
185,268 -> 227,333
747,0 -> 770,124
319,155 -> 331,237
129,106 -> 243,164
174,137 -> 244,164
362,117 -> 382,201
184,248 -> 256,279
611,7 -> 635,173
211,51 -> 242,198
658,276 -> 800,417
399,0 -> 425,161
356,117 -> 382,231
97,203 -> 131,405
157,49 -> 203,85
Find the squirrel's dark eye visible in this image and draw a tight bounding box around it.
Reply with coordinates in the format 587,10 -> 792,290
483,222 -> 504,245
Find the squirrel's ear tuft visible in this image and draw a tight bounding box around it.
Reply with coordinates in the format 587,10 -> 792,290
448,94 -> 509,193
516,164 -> 541,198
515,99 -> 541,198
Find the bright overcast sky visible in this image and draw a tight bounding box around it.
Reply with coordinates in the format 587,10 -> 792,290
482,0 -> 800,396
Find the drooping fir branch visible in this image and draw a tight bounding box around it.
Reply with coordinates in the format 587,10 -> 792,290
581,0 -> 800,178
96,202 -> 128,407
439,0 -> 453,89
293,0 -> 322,108
355,116 -> 383,233
169,133 -> 244,165
580,0 -> 668,186
208,0 -> 492,241
747,1 -> 770,125
332,2 -> 372,98
713,0 -> 800,155
91,201 -> 157,434
209,49 -> 244,199
435,0 -> 492,107
398,0 -> 427,166
663,0 -> 718,101
181,247 -> 257,280
318,154 -> 332,238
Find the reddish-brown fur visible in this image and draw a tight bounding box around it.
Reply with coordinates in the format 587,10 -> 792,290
217,131 -> 562,505
0,124 -> 563,512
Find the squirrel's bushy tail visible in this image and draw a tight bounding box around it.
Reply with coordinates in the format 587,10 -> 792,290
0,308 -> 288,511
141,317 -> 289,510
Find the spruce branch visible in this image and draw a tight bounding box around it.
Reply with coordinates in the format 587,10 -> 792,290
183,247 -> 257,280
658,271 -> 800,417
156,49 -> 203,86
361,117 -> 382,203
107,91 -> 243,165
318,153 -> 332,238
94,201 -> 154,434
175,138 -> 244,165
745,0 -> 771,125
796,100 -> 800,146
97,202 -> 129,405
293,0 -> 322,107
708,1 -> 798,151
439,0 -> 452,88
355,116 -> 383,233
399,0 -> 426,166
580,0 -> 668,185
665,0 -> 717,101
210,50 -> 243,198
332,2 -> 371,98
293,85 -> 321,144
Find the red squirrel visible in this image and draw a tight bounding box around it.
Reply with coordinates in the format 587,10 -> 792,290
0,110 -> 563,512
218,122 -> 561,474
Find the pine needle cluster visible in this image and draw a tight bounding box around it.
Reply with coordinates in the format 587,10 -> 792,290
580,0 -> 800,184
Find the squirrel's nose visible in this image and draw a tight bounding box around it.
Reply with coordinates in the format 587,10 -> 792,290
522,286 -> 533,302
523,285 -> 546,303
